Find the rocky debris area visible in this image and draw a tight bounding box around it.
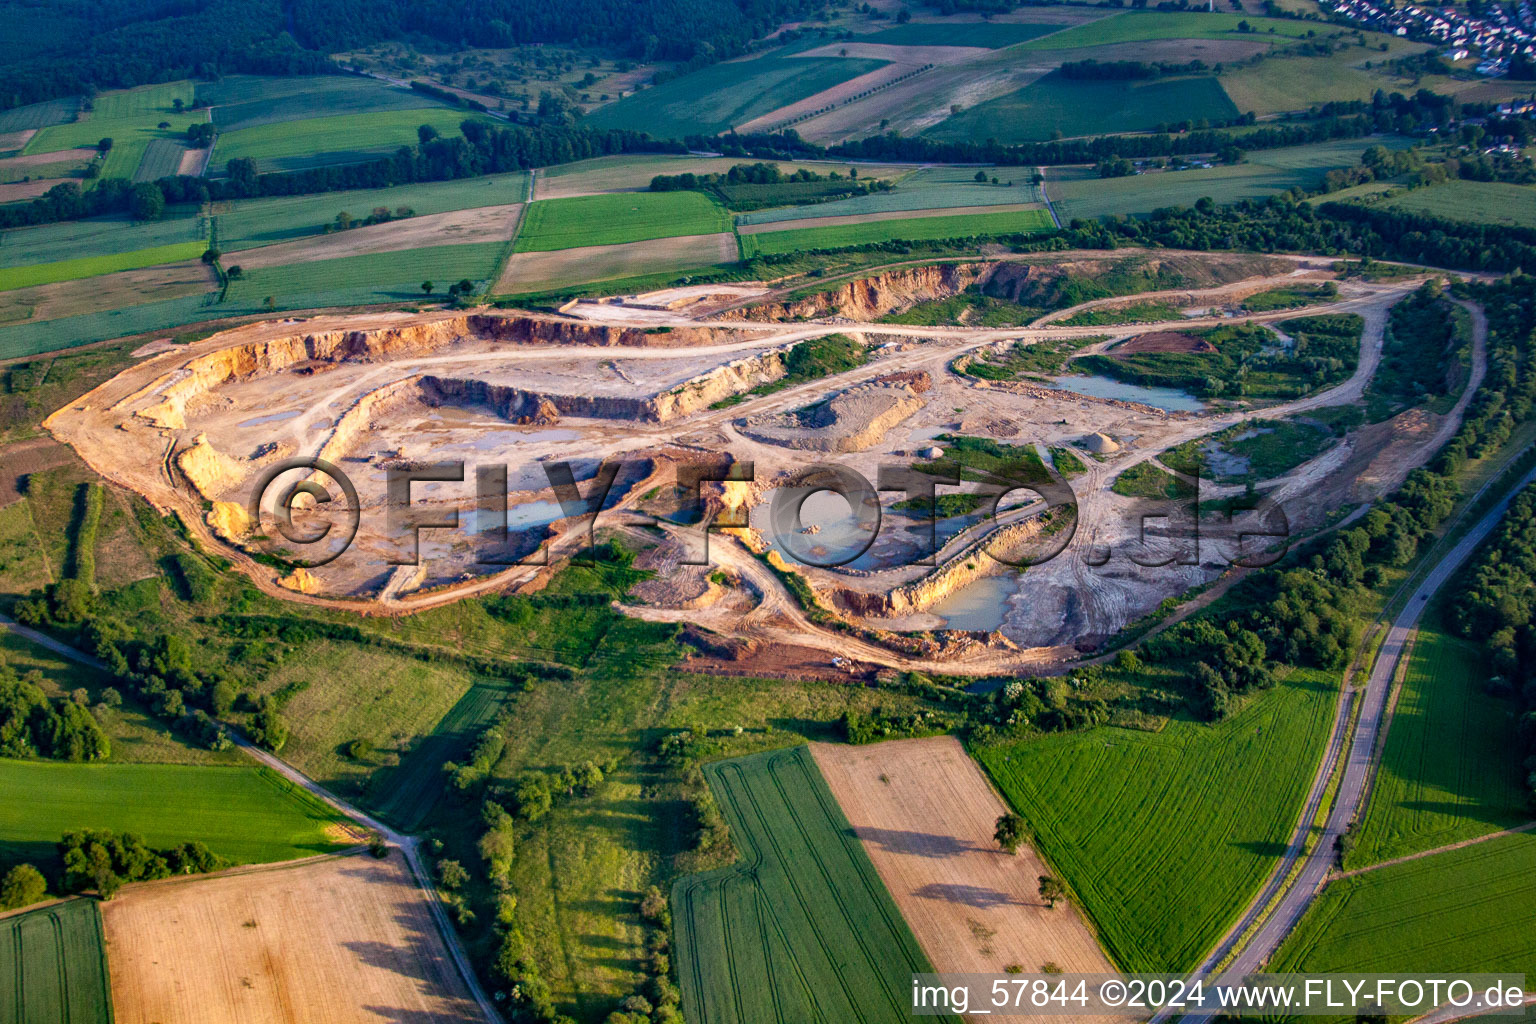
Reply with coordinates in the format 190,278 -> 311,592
738,382 -> 925,452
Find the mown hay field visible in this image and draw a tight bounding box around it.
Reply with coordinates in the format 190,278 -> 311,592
855,21 -> 1062,46
927,72 -> 1238,144
0,242 -> 205,293
1377,179 -> 1536,230
0,213 -> 206,270
0,898 -> 112,1024
25,81 -> 195,180
212,108 -> 486,173
497,232 -> 737,294
584,53 -> 890,138
673,745 -> 951,1024
1048,138 -> 1412,223
975,670 -> 1338,971
1015,11 -> 1315,49
1348,619 -> 1530,869
513,191 -> 730,251
535,154 -> 914,200
199,74 -> 441,133
223,242 -> 506,310
0,759 -> 349,866
742,206 -> 1053,254
737,166 -> 1043,225
212,171 -> 529,250
811,737 -> 1114,992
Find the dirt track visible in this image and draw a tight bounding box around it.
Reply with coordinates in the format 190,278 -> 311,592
101,852 -> 488,1024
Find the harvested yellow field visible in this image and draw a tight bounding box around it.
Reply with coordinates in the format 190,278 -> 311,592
495,231 -> 737,294
234,204 -> 522,269
101,852 -> 486,1024
810,737 -> 1115,995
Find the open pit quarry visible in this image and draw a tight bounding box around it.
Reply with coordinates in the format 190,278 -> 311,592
45,252 -> 1480,674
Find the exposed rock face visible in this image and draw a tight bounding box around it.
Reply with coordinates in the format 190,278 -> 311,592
177,433 -> 246,499
126,313 -> 755,429
739,383 -> 925,453
206,501 -> 251,541
278,567 -> 322,594
832,516 -> 1050,616
722,263 -> 986,322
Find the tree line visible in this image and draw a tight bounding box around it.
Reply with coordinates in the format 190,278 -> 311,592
0,120 -> 683,231
1451,481 -> 1536,806
0,0 -> 821,110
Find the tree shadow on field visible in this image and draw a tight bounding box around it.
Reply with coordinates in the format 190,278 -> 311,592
361,1007 -> 463,1024
912,882 -> 1028,908
850,826 -> 981,858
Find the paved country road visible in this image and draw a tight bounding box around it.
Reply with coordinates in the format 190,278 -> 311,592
1167,454 -> 1536,1023
0,611 -> 504,1024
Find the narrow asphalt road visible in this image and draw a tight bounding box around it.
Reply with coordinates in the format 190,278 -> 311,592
1173,458 -> 1536,1022
0,612 -> 503,1024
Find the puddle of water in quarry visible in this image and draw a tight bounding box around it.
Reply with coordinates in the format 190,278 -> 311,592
929,574 -> 1018,632
237,409 -> 304,428
1044,374 -> 1204,412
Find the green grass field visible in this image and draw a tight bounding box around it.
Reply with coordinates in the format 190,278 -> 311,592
0,759 -> 348,866
213,171 -> 528,250
975,670 -> 1338,970
737,166 -> 1043,225
212,107 -> 484,173
0,213 -> 205,270
254,640 -> 478,803
368,681 -> 511,831
1348,616 -> 1530,869
674,745 -> 948,1024
1220,36 -> 1429,115
25,81 -> 196,180
928,73 -> 1238,144
200,74 -> 441,133
0,242 -> 204,292
1048,138 -> 1413,222
742,207 -> 1053,254
856,21 -> 1061,46
1273,830 -> 1536,977
0,98 -> 76,135
132,137 -> 190,182
0,899 -> 112,1024
1377,180 -> 1536,230
584,54 -> 889,138
223,241 -> 505,309
513,191 -> 730,251
0,294 -> 218,360
1017,10 -> 1314,49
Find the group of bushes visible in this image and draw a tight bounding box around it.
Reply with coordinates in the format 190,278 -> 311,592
0,663 -> 111,761
59,828 -> 227,899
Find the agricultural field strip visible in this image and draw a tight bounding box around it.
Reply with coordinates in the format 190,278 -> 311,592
0,612 -> 503,1024
0,898 -> 112,1024
0,242 -> 206,292
675,746 -> 941,1024
738,202 -> 1046,234
1333,820 -> 1536,880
